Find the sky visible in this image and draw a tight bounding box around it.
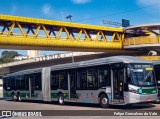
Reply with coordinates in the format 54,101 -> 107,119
0,0 -> 160,56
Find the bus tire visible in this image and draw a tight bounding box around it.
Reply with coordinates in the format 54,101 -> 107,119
126,104 -> 132,108
12,94 -> 17,101
17,95 -> 21,101
58,94 -> 64,105
100,94 -> 109,108
16,92 -> 21,101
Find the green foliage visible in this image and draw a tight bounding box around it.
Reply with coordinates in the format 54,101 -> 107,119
0,51 -> 19,64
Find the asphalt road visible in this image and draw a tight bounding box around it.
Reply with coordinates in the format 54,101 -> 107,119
0,99 -> 160,119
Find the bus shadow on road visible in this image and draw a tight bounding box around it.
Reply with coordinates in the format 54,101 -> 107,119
29,100 -> 102,109
109,103 -> 156,110
7,99 -> 156,110
61,102 -> 156,110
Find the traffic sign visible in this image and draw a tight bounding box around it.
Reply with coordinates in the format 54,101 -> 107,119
122,19 -> 130,27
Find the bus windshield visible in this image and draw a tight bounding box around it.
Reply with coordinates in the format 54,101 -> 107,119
130,64 -> 156,87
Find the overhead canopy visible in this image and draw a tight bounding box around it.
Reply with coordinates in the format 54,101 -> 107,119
124,23 -> 160,35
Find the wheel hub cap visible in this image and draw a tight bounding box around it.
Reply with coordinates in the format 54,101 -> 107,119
102,98 -> 108,105
59,97 -> 63,103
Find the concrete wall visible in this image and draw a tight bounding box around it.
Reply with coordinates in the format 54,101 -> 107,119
0,79 -> 3,98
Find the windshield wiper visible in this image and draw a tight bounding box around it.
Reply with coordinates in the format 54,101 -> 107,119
141,71 -> 152,88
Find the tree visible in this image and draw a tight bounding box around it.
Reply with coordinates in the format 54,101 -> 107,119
0,51 -> 19,64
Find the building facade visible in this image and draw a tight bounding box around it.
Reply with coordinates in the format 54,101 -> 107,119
27,50 -> 40,58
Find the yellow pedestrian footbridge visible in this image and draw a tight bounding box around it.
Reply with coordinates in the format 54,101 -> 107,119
0,14 -> 124,52
0,14 -> 160,55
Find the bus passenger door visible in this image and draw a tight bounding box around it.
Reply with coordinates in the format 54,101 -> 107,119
29,75 -> 35,98
111,63 -> 124,103
68,72 -> 76,99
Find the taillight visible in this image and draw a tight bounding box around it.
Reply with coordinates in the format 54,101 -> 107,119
147,98 -> 152,102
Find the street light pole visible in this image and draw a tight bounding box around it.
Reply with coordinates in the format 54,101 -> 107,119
66,15 -> 72,22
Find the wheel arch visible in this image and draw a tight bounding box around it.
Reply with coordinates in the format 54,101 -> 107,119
57,91 -> 63,96
17,91 -> 20,95
98,92 -> 107,98
98,92 -> 108,103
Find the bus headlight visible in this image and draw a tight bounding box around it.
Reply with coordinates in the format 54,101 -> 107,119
138,89 -> 142,94
129,89 -> 138,93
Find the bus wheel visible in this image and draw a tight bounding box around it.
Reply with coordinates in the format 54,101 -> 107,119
100,94 -> 109,108
58,94 -> 64,105
16,92 -> 21,101
17,95 -> 21,101
12,94 -> 16,101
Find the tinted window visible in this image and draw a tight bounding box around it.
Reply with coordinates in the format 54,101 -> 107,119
10,76 -> 15,90
3,73 -> 41,91
51,71 -> 68,90
15,75 -> 25,90
77,65 -> 110,90
98,66 -> 110,87
34,73 -> 42,90
77,69 -> 86,89
24,75 -> 29,90
3,77 -> 10,90
51,72 -> 59,90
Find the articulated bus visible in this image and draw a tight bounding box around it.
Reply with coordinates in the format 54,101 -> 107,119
3,56 -> 158,108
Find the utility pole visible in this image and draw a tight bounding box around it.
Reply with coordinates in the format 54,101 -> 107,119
66,15 -> 72,22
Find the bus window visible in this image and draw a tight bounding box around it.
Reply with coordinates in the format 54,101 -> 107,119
98,66 -> 110,87
16,76 -> 20,90
87,68 -> 98,89
77,69 -> 87,89
51,71 -> 59,90
34,73 -> 42,90
10,76 -> 15,90
14,75 -> 26,90
59,72 -> 68,90
24,75 -> 29,90
3,77 -> 10,91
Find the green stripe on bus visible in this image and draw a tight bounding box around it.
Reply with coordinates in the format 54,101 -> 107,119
51,93 -> 58,98
4,93 -> 12,97
51,93 -> 68,99
20,93 -> 30,97
139,88 -> 157,94
3,93 -> 30,97
63,93 -> 69,99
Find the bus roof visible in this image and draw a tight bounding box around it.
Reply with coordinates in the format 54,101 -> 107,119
3,56 -> 152,77
153,60 -> 160,65
4,68 -> 42,77
50,56 -> 152,71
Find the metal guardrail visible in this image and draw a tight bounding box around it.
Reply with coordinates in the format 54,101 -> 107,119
0,52 -> 103,68
0,59 -> 36,68
124,36 -> 160,46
